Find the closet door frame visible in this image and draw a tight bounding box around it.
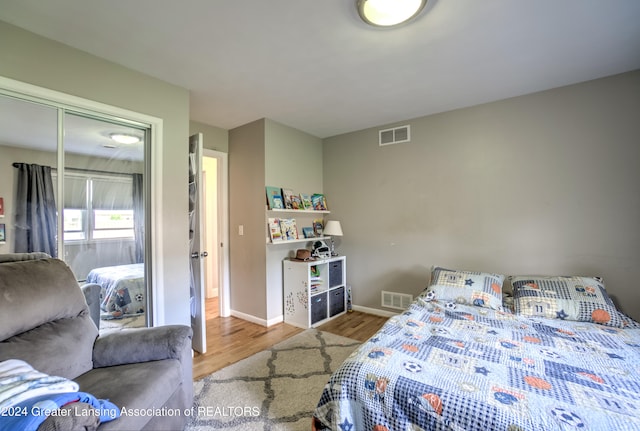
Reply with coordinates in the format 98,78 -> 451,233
0,75 -> 164,326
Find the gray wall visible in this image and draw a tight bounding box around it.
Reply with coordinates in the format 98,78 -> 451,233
324,70 -> 640,321
264,119 -> 323,322
229,119 -> 267,320
0,21 -> 191,326
228,118 -> 323,324
190,120 -> 229,153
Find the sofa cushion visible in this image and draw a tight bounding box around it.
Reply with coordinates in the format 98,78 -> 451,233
75,359 -> 185,431
0,258 -> 92,340
0,258 -> 98,379
0,315 -> 97,379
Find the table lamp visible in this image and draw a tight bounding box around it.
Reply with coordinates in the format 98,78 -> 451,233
323,220 -> 343,256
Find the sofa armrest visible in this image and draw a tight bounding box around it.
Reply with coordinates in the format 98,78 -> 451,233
80,283 -> 101,329
92,325 -> 193,368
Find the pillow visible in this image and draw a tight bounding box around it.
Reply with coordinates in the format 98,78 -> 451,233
425,267 -> 505,310
509,275 -> 624,327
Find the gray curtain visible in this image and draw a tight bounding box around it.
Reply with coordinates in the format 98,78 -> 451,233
13,163 -> 58,257
132,173 -> 144,263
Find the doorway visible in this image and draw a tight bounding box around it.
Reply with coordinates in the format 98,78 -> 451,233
202,149 -> 229,320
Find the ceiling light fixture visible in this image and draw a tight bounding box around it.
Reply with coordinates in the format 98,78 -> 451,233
109,133 -> 141,145
357,0 -> 427,27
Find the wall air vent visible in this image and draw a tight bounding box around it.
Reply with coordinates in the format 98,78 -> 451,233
381,291 -> 413,310
379,125 -> 410,146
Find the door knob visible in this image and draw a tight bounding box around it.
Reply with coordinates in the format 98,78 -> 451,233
191,252 -> 199,259
201,251 -> 208,258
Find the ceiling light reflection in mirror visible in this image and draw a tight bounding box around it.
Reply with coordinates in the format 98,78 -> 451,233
65,113 -> 144,162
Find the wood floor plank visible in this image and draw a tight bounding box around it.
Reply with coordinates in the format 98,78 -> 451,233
317,311 -> 389,342
192,298 -> 388,380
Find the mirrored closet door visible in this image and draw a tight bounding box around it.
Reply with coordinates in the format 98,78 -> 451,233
0,92 -> 151,329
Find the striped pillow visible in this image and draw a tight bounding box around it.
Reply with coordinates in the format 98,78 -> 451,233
510,275 -> 624,327
425,267 -> 504,310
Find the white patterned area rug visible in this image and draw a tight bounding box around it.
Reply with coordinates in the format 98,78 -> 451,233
186,329 -> 360,431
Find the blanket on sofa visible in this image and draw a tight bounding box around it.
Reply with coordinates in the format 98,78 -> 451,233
0,360 -> 119,431
0,360 -> 78,409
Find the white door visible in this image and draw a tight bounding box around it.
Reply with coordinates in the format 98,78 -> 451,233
189,133 -> 206,353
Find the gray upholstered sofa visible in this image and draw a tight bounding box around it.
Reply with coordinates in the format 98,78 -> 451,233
0,254 -> 193,430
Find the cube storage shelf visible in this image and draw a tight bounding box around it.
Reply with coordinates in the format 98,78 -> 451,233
283,255 -> 346,329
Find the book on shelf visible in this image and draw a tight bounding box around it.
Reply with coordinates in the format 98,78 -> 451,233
281,188 -> 298,210
279,218 -> 299,241
268,218 -> 283,242
290,194 -> 303,210
302,227 -> 315,238
310,265 -> 320,277
300,193 -> 313,210
313,219 -> 324,237
311,193 -> 327,210
310,265 -> 323,291
266,186 -> 284,210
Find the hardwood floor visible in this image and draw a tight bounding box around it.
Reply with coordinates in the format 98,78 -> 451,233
192,297 -> 388,380
317,309 -> 389,342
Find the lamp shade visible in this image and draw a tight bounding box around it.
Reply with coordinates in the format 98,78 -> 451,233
323,220 -> 343,236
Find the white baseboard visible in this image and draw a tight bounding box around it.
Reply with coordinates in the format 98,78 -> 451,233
266,315 -> 284,327
352,305 -> 397,318
230,305 -> 394,326
229,309 -> 283,327
230,309 -> 266,326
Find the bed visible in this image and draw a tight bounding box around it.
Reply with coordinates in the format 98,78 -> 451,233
314,267 -> 640,431
85,263 -> 146,319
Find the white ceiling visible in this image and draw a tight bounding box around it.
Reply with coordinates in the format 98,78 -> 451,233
1,0 -> 639,138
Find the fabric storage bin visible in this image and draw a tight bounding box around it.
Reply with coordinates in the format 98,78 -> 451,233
329,287 -> 345,317
329,260 -> 343,288
311,293 -> 328,324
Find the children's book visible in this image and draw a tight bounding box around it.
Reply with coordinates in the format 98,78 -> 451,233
313,219 -> 324,237
266,186 -> 284,210
311,194 -> 327,210
300,193 -> 312,210
268,218 -> 283,242
281,188 -> 296,210
290,194 -> 303,210
279,218 -> 298,240
302,227 -> 315,238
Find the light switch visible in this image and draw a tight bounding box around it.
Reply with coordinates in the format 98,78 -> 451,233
238,225 -> 244,236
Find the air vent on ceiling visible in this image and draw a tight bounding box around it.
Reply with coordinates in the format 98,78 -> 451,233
381,291 -> 413,310
379,125 -> 410,146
